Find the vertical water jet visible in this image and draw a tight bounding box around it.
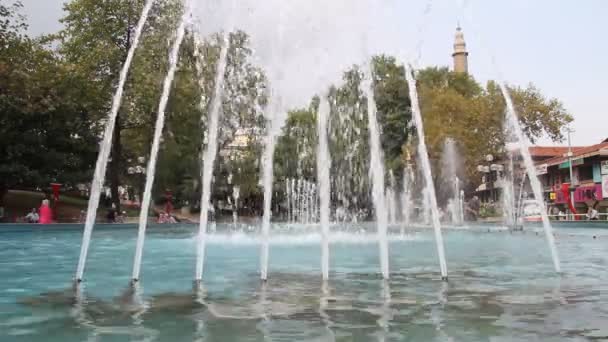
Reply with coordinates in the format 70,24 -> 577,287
194,28 -> 232,281
404,64 -> 448,280
75,0 -> 154,283
259,100 -> 279,281
131,2 -> 192,282
317,94 -> 331,280
500,83 -> 561,272
362,62 -> 390,279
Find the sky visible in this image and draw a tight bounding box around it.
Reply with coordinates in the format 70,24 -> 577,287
19,0 -> 608,146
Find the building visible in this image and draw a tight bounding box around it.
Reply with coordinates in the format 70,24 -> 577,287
536,138 -> 608,216
219,128 -> 261,159
474,147 -> 568,203
452,26 -> 469,74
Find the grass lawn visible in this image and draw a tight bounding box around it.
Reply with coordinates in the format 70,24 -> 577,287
3,190 -> 91,223
1,190 -> 153,223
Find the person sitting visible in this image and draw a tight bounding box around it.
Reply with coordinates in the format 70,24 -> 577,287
157,212 -> 167,224
587,196 -> 600,221
39,199 -> 53,224
25,208 -> 39,223
106,204 -> 117,223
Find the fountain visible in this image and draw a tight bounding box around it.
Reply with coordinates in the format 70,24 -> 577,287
387,170 -> 398,225
404,64 -> 448,280
501,83 -> 561,272
501,150 -> 517,228
194,27 -> 231,282
285,178 -> 318,224
441,138 -> 464,226
362,62 -> 390,279
75,0 -> 155,283
232,185 -> 240,226
317,94 -> 331,280
5,1 -> 596,340
65,0 -> 568,292
455,0 -> 561,272
132,2 -> 192,283
259,107 -> 278,281
285,178 -> 292,222
401,166 -> 414,231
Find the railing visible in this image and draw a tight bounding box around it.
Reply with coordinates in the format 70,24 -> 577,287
546,213 -> 608,221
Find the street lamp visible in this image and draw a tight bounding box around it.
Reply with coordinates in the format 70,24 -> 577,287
564,126 -> 576,219
477,158 -> 505,203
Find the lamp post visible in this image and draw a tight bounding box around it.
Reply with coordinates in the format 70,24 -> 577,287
565,126 -> 576,219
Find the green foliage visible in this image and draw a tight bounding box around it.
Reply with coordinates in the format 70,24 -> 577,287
416,67 -> 573,192
0,1 -> 27,44
57,0 -> 268,207
0,3 -> 97,197
155,30 -> 268,207
371,55 -> 412,178
275,107 -> 317,181
273,57 -> 414,215
0,1 -> 575,218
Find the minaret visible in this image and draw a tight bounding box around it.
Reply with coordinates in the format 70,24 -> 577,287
452,26 -> 469,74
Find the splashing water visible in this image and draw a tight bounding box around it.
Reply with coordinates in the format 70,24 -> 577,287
441,138 -> 463,225
404,64 -> 448,279
317,94 -> 331,280
501,153 -> 517,228
233,186 -> 240,226
362,62 -> 389,279
401,166 -> 414,232
387,170 -> 398,225
260,102 -> 279,281
285,179 -> 292,222
132,3 -> 192,282
194,28 -> 232,281
500,83 -> 561,272
422,185 -> 431,225
75,0 -> 155,282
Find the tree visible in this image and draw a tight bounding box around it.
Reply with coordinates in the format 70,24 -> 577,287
0,2 -> 98,208
273,56 -> 414,217
154,30 -> 269,209
57,0 -> 185,210
275,107 -> 318,181
58,0 -> 269,212
371,55 -> 412,179
415,67 -> 573,194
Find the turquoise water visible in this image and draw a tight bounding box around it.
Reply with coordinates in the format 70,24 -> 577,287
0,223 -> 607,341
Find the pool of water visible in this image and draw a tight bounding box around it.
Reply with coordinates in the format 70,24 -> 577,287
0,223 -> 607,341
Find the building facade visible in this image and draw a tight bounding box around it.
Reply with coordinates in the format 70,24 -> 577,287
536,139 -> 608,217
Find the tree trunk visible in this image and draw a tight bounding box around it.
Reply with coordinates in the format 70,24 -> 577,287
109,113 -> 122,212
0,185 -> 7,221
0,185 -> 7,207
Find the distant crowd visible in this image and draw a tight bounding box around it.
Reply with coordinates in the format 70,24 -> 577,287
23,200 -> 52,224
20,199 -> 179,224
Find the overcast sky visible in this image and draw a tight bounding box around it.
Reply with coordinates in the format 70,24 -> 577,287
20,0 -> 608,146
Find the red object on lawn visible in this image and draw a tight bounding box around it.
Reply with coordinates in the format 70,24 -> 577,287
51,183 -> 61,202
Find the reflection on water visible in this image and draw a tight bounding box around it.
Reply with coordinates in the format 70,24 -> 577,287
1,224 -> 608,341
